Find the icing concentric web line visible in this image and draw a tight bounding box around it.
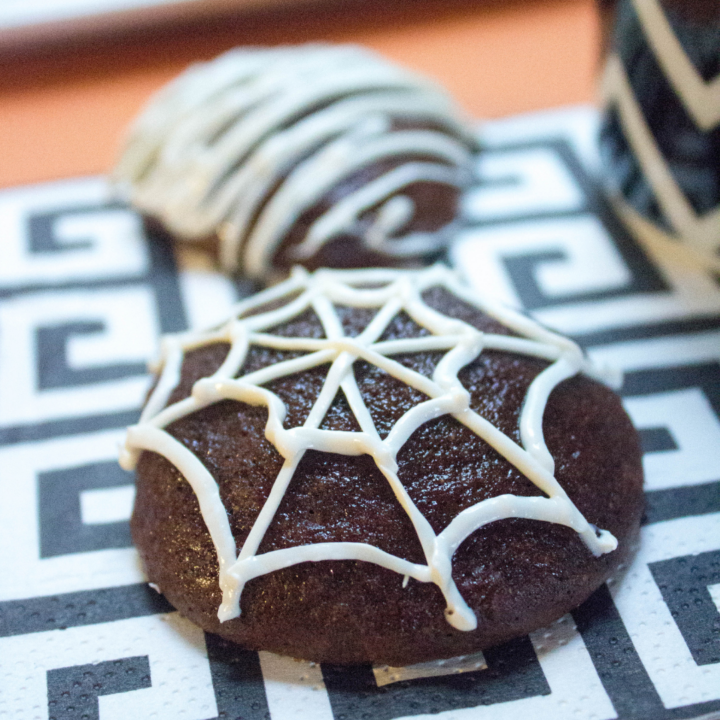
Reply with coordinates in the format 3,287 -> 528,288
121,265 -> 619,631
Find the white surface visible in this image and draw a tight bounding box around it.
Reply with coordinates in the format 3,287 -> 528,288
0,177 -> 148,289
400,616 -> 615,720
259,652 -> 334,720
373,652 -> 487,687
0,613 -> 216,720
1,0 -> 195,28
177,261 -> 239,330
453,215 -> 632,309
0,288 -> 155,426
0,430 -> 144,602
465,146 -> 584,221
80,484 -> 136,525
625,388 -> 720,491
612,513 -> 720,709
0,0 -> 314,50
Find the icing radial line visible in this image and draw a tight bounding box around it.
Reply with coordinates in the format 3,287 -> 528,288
113,45 -> 476,279
121,266 -> 620,631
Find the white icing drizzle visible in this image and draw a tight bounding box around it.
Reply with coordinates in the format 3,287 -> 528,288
121,265 -> 620,631
113,45 -> 475,280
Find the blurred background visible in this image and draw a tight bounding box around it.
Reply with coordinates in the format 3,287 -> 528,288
0,0 -> 607,189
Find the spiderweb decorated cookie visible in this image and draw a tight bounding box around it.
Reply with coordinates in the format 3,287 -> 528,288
122,266 -> 643,665
113,44 -> 476,283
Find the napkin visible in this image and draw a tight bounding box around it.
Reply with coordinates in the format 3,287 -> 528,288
1,106 -> 718,720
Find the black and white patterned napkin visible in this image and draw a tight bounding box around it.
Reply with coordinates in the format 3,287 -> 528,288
1,106 -> 718,720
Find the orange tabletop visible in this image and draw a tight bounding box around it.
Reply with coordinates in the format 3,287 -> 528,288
0,0 -> 602,190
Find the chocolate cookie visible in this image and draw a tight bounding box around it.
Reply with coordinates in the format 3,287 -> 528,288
113,44 -> 476,283
122,266 -> 643,665
114,45 -> 475,280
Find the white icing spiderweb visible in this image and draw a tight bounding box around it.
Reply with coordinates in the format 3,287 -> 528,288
121,265 -> 619,631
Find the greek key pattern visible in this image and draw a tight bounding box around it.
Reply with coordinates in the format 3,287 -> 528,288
1,109 -> 719,720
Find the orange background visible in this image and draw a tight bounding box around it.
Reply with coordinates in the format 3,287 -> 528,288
0,0 -> 602,190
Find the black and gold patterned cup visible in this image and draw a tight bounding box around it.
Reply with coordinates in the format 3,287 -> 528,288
599,0 -> 720,270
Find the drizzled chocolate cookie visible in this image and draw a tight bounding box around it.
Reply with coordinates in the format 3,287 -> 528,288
123,266 -> 643,665
113,45 -> 477,283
